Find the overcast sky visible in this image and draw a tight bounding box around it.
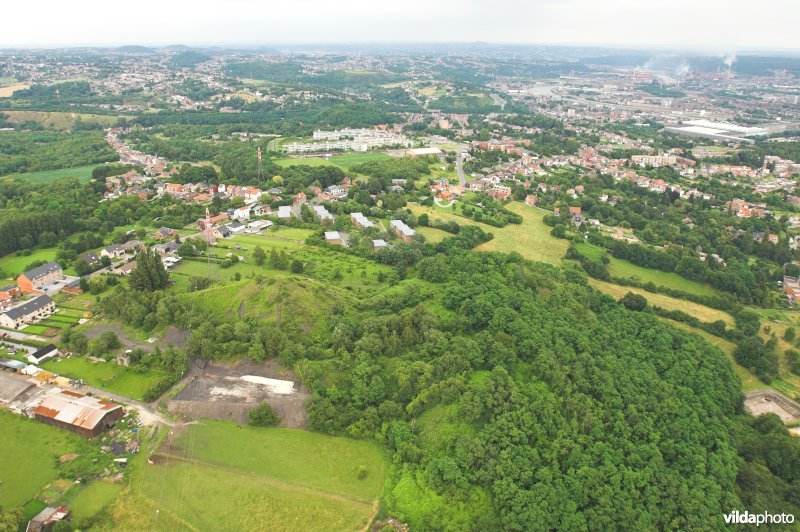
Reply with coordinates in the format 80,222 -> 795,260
2,0 -> 798,51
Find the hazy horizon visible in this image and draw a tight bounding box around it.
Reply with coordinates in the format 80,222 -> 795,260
2,0 -> 799,51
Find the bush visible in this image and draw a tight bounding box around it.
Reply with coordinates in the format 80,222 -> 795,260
248,402 -> 281,427
620,292 -> 648,311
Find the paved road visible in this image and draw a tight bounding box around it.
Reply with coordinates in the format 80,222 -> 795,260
456,152 -> 466,186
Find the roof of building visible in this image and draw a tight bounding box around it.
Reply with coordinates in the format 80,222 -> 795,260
1,295 -> 54,321
0,372 -> 35,403
78,252 -> 100,264
34,390 -> 122,431
0,358 -> 26,370
351,212 -> 375,227
29,344 -> 58,362
0,285 -> 18,293
372,239 -> 388,247
325,231 -> 341,240
104,244 -> 125,254
21,262 -> 62,281
390,219 -> 416,237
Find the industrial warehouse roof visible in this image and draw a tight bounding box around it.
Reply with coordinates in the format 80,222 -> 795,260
21,261 -> 62,281
0,373 -> 35,403
34,390 -> 122,431
1,295 -> 54,320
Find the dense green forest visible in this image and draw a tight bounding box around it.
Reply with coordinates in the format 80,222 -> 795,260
93,234 -> 800,528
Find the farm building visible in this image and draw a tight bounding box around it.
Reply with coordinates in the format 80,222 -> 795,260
27,344 -> 59,365
372,239 -> 388,251
33,390 -> 124,437
0,372 -> 35,404
26,504 -> 70,532
0,357 -> 26,372
17,262 -> 63,293
0,295 -> 56,329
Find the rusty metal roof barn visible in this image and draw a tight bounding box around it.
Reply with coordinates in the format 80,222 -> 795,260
33,389 -> 124,437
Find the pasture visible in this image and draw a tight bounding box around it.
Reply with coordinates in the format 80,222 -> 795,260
0,410 -> 82,508
110,422 -> 385,531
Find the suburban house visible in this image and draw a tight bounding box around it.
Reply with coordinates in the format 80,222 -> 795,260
0,295 -> 56,329
154,241 -> 180,255
153,227 -> 178,240
77,251 -> 101,266
524,194 -> 538,206
33,390 -> 124,437
212,226 -> 232,239
27,344 -> 59,365
351,212 -> 375,229
293,192 -> 307,206
390,220 -> 416,244
230,206 -> 251,221
17,262 -> 63,293
101,244 -> 126,259
113,261 -> 137,276
0,285 -> 20,303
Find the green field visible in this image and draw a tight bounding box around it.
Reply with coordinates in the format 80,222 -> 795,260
110,422 -> 385,531
67,481 -> 124,521
0,246 -> 60,276
3,164 -> 99,184
575,242 -> 721,298
416,226 -> 451,244
41,356 -> 170,401
588,278 -> 734,326
411,202 -> 570,266
0,410 -> 82,508
1,111 -> 120,130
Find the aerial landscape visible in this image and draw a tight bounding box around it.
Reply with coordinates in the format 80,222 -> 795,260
2,1 -> 800,530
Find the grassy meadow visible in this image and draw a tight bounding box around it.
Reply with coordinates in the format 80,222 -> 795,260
40,356 -> 171,401
110,422 -> 385,531
0,410 -> 82,508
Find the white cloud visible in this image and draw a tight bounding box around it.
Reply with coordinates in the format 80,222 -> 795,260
0,0 -> 798,50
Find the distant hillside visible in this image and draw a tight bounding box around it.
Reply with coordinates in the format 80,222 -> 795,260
115,45 -> 154,54
169,51 -> 211,68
